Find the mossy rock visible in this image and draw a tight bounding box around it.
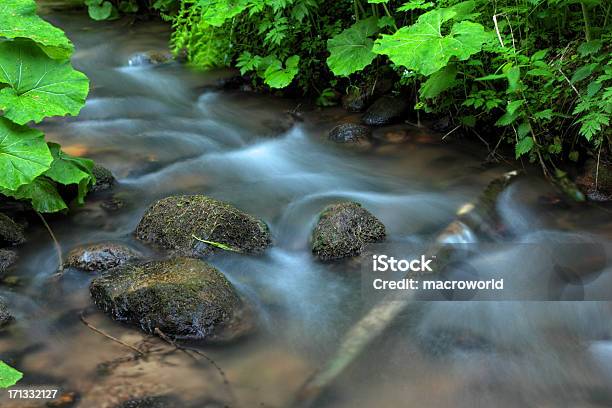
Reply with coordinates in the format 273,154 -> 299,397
361,96 -> 409,126
0,297 -> 13,328
0,249 -> 17,276
135,195 -> 271,258
576,159 -> 612,201
0,213 -> 25,246
311,202 -> 386,261
328,123 -> 372,143
90,257 -> 254,341
91,165 -> 116,193
65,243 -> 142,272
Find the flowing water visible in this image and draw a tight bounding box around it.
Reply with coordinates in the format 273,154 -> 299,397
2,7 -> 612,408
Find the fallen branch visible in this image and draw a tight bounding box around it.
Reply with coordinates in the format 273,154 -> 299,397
79,311 -> 145,356
292,171 -> 520,408
36,212 -> 64,274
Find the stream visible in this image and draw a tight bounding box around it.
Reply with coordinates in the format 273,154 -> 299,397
2,6 -> 612,408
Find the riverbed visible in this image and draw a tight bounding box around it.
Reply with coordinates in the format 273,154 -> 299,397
1,5 -> 612,408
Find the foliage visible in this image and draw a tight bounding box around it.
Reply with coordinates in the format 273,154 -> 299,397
0,0 -> 94,212
150,0 -> 611,173
0,361 -> 22,389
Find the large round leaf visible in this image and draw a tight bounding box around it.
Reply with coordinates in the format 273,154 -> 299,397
0,0 -> 73,60
0,39 -> 90,125
327,17 -> 379,77
0,117 -> 53,191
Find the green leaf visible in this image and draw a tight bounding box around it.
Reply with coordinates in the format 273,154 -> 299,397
45,143 -> 94,205
515,137 -> 534,158
327,17 -> 379,77
0,0 -> 73,60
0,39 -> 90,125
192,234 -> 242,253
0,361 -> 22,389
119,0 -> 139,13
263,55 -> 300,88
506,65 -> 522,93
0,117 -> 53,191
373,2 -> 491,76
397,0 -> 434,11
368,0 -> 389,3
2,176 -> 67,212
86,0 -> 113,20
571,63 -> 598,84
419,64 -> 458,99
577,40 -> 602,57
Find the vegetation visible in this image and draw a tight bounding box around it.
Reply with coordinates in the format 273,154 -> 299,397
140,0 -> 611,174
0,0 -> 94,212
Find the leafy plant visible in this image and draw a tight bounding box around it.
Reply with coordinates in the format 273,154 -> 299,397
0,0 -> 94,212
0,361 -> 22,389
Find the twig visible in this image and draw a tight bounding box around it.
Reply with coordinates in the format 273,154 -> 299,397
36,212 -> 63,273
154,328 -> 238,408
441,125 -> 461,140
79,311 -> 145,356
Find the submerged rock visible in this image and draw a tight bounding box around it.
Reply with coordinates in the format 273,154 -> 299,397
65,243 -> 141,272
361,95 -> 409,126
115,395 -> 181,408
135,195 -> 271,258
90,257 -> 254,341
0,297 -> 13,328
328,123 -> 372,143
91,165 -> 116,193
311,202 -> 386,261
128,51 -> 174,67
576,159 -> 612,201
0,213 -> 25,246
0,249 -> 17,275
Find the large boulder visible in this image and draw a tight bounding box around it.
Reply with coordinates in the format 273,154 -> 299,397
0,249 -> 17,276
0,213 -> 25,246
65,243 -> 142,272
90,257 -> 254,342
311,202 -> 386,261
576,159 -> 612,201
328,123 -> 372,143
361,95 -> 409,126
135,195 -> 271,258
0,297 -> 13,328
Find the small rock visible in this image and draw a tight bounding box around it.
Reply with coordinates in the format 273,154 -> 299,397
0,213 -> 25,246
90,257 -> 254,341
362,95 -> 410,126
46,391 -> 79,408
65,243 -> 142,272
311,202 -> 386,261
0,297 -> 14,328
342,87 -> 369,112
91,165 -> 116,193
0,249 -> 17,275
576,159 -> 612,201
135,195 -> 271,258
101,197 -> 125,212
328,123 -> 372,143
128,51 -> 174,67
115,395 -> 180,408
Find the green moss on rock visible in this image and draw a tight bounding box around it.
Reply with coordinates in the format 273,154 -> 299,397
90,257 -> 254,341
0,213 -> 25,246
135,195 -> 271,258
91,165 -> 116,192
311,202 -> 386,261
0,249 -> 17,276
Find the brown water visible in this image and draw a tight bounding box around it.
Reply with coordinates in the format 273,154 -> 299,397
2,6 -> 612,408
